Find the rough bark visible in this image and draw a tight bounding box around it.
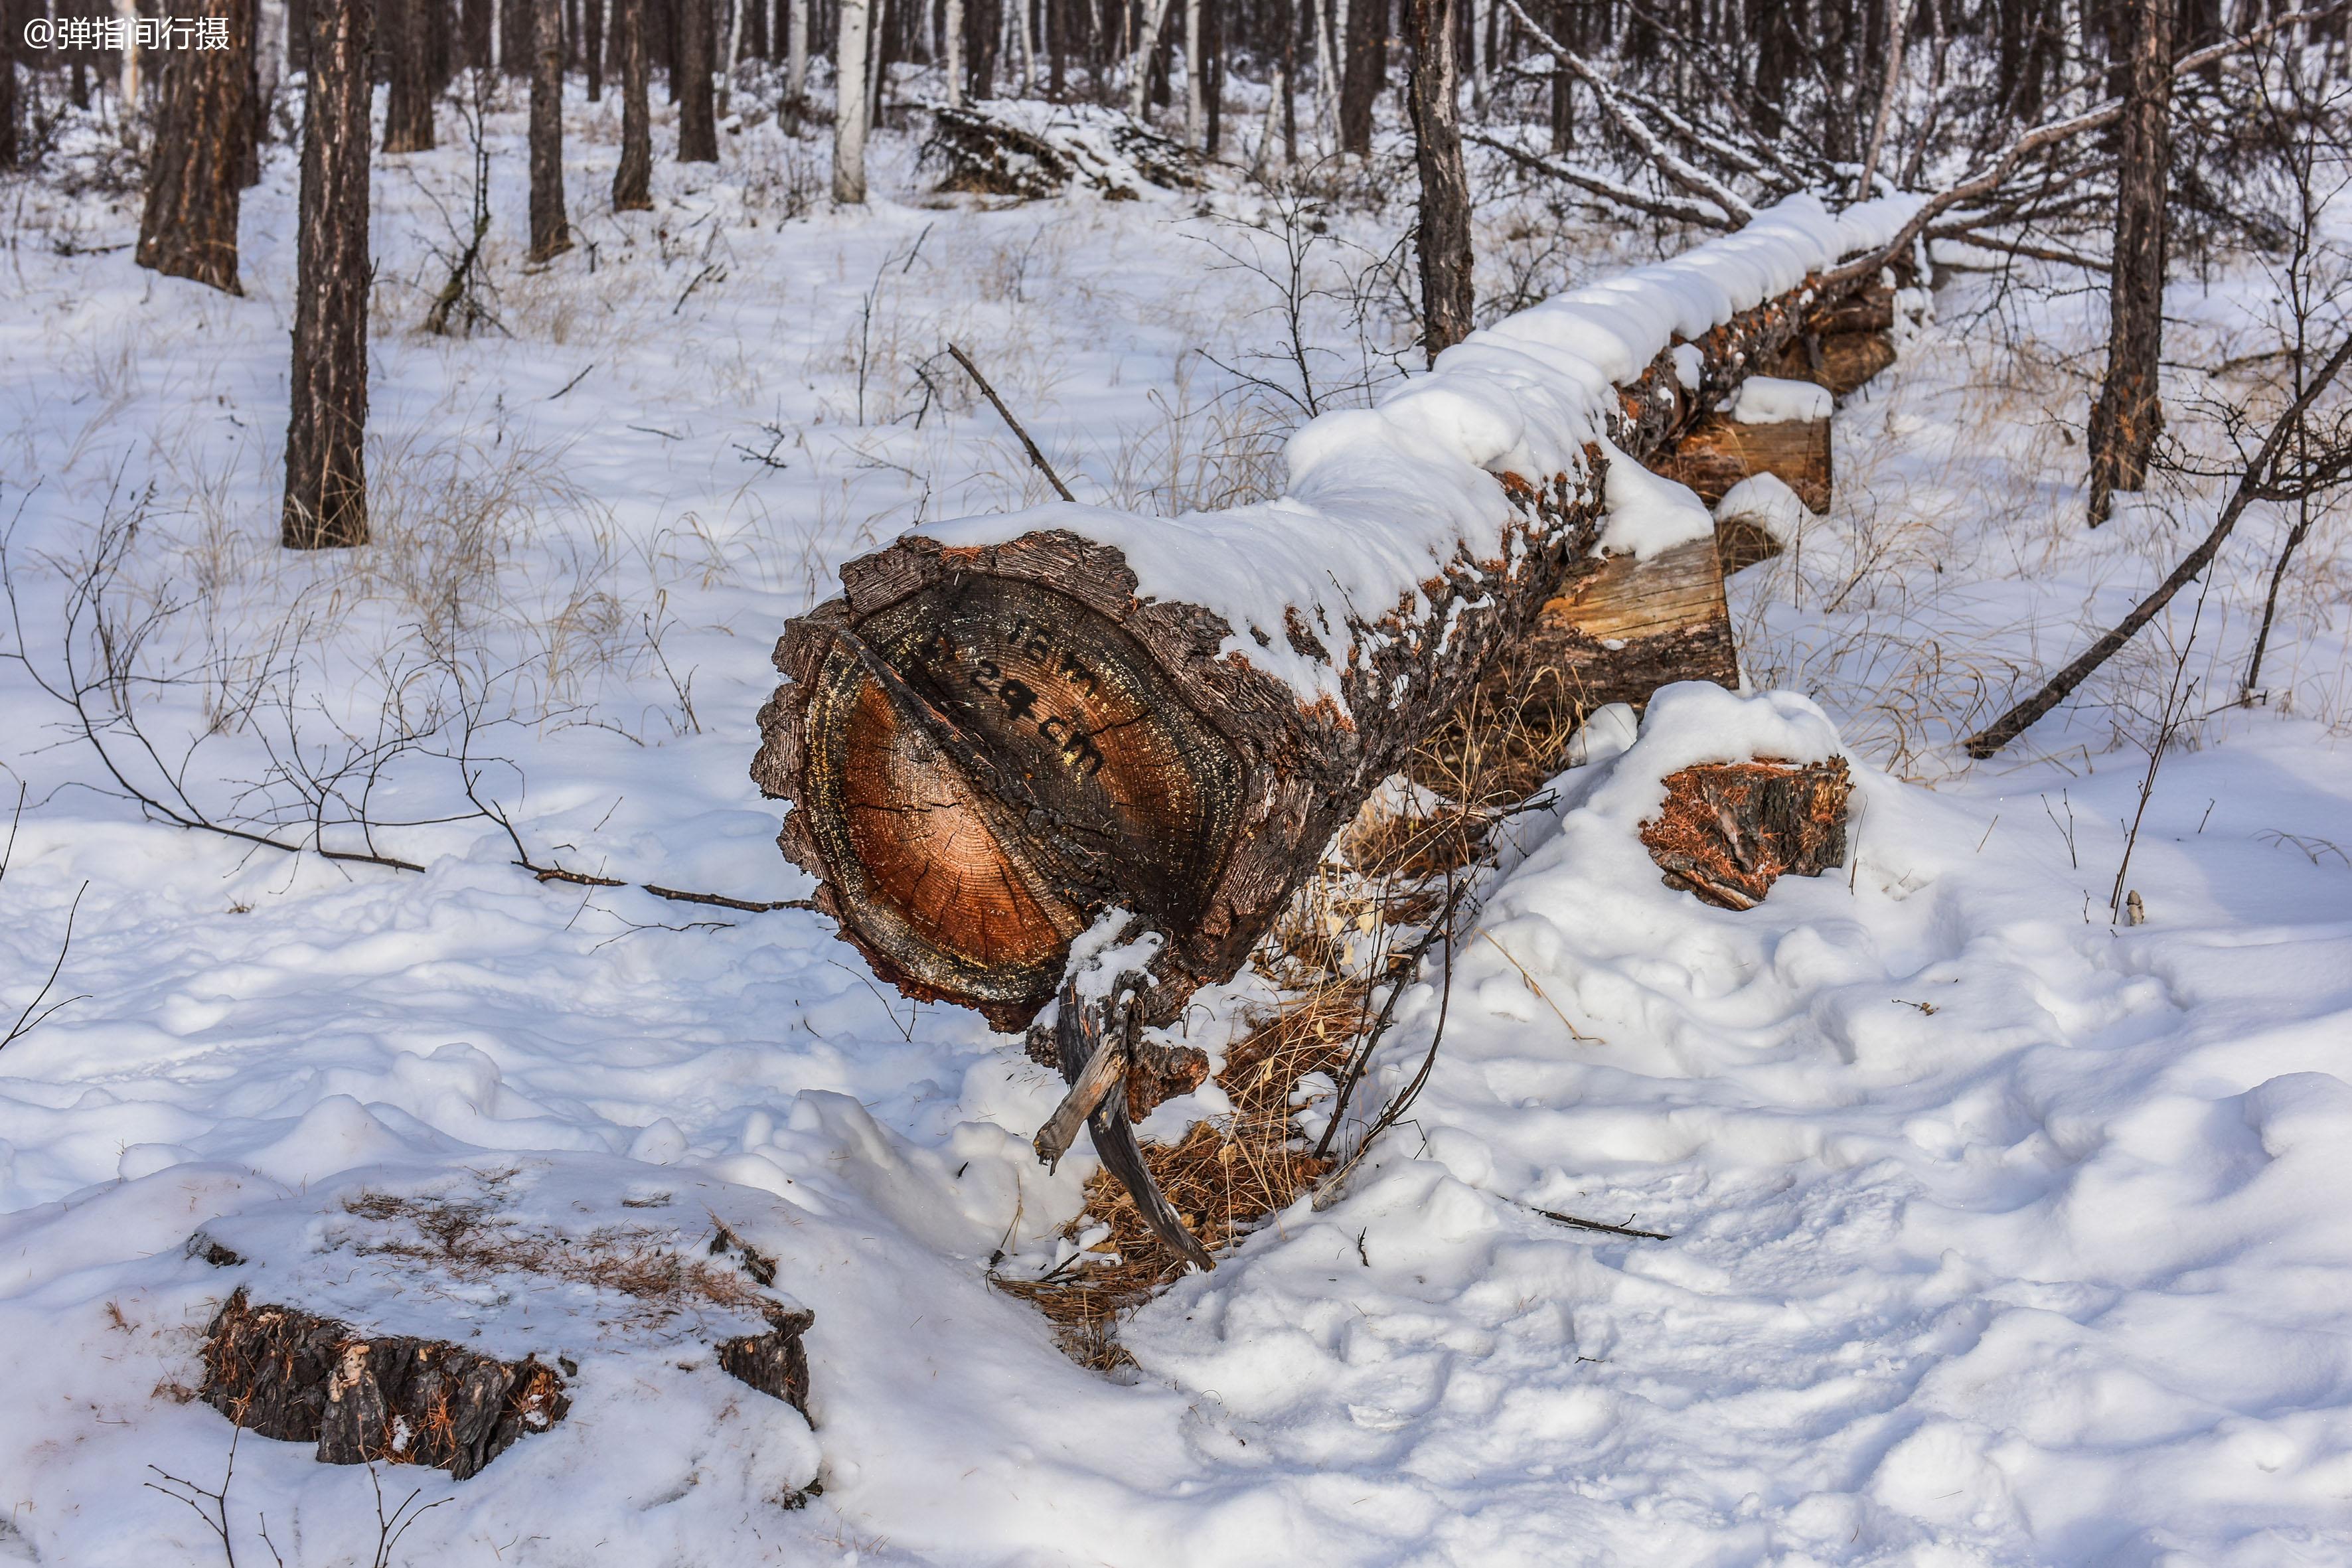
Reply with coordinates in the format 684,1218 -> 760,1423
1338,0 -> 1382,155
463,0 -> 493,67
384,0 -> 437,151
0,36 -> 16,170
1640,757 -> 1851,909
528,0 -> 572,258
613,0 -> 652,207
281,0 -> 372,550
753,268 -> 1863,1032
1407,0 -> 1472,362
586,0 -> 603,96
2086,0 -> 2171,526
200,1291 -> 571,1478
1652,414 -> 1832,513
501,0 -> 532,68
676,0 -> 717,159
136,0 -> 253,293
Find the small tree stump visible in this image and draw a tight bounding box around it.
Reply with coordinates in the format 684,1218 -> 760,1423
1639,757 -> 1851,909
188,1161 -> 818,1478
200,1289 -> 572,1480
1652,414 -> 1832,514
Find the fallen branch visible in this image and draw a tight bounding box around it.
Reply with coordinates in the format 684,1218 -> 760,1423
947,343 -> 1075,502
1496,0 -> 1753,228
1529,1207 -> 1670,1240
1464,128 -> 1739,231
1964,329 -> 2352,758
1828,5 -> 2344,288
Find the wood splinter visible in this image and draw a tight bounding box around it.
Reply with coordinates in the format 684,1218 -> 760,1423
1034,944 -> 1215,1270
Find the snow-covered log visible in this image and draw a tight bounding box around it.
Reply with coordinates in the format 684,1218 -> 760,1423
753,196 -> 1921,1030
921,100 -> 1198,201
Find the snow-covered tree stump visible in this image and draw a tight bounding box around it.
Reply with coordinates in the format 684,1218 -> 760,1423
921,101 -> 1198,200
1639,757 -> 1852,909
186,1162 -> 818,1479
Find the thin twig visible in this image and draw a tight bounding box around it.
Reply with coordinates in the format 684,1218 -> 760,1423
1529,1207 -> 1671,1241
947,343 -> 1076,501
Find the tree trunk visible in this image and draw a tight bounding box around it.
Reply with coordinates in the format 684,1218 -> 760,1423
832,0 -> 870,198
718,0 -> 743,117
752,267 -> 1857,1031
0,24 -> 17,169
1337,0 -> 1379,154
2085,0 -> 2171,526
281,0 -> 372,550
1121,0 -> 1164,116
784,0 -> 807,116
1407,0 -> 1469,361
586,0 -> 603,96
527,0 -> 572,258
384,0 -> 437,150
677,0 -> 717,157
613,0 -> 652,203
501,0 -> 531,68
943,0 -> 963,104
136,0 -> 253,293
463,0 -> 493,68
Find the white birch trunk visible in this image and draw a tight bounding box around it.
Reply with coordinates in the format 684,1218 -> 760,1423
834,0 -> 872,200
1124,0 -> 1170,117
114,0 -> 141,105
1019,0 -> 1037,91
1182,0 -> 1201,143
787,0 -> 809,111
1317,0 -> 1340,144
1253,63 -> 1282,168
945,0 -> 965,104
720,0 -> 745,116
1469,0 -> 1490,111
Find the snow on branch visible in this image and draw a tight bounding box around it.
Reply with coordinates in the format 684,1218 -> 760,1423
1495,0 -> 1755,230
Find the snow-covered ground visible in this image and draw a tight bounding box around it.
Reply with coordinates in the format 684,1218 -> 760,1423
3,79 -> 2350,1567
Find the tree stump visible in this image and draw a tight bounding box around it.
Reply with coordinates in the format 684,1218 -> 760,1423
1638,757 -> 1851,909
187,1161 -> 817,1478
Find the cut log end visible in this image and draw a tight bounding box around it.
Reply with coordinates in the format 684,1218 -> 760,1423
198,1289 -> 573,1480
1652,412 -> 1832,515
1639,757 -> 1852,909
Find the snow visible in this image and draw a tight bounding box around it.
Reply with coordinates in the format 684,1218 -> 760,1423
0,74 -> 2349,1568
1729,373 -> 1834,424
1595,440 -> 1718,558
1714,470 -> 1811,544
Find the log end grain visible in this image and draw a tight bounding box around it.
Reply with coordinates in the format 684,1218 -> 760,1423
1652,412 -> 1832,514
1639,757 -> 1851,909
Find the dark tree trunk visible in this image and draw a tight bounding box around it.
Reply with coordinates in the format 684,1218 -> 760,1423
0,22 -> 17,169
503,0 -> 534,68
565,0 -> 581,67
676,0 -> 716,156
463,0 -> 493,66
1407,0 -> 1469,360
1547,0 -> 1573,151
752,270 -> 1866,1030
287,0 -> 312,72
2086,0 -> 2170,526
661,0 -> 680,96
528,0 -> 573,256
586,0 -> 603,93
384,0 -> 437,149
967,0 -> 997,98
136,0 -> 252,291
282,0 -> 372,550
1338,0 -> 1381,153
1202,0 -> 1221,150
613,0 -> 651,203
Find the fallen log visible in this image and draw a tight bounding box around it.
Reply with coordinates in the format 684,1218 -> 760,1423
1652,411 -> 1832,514
1640,757 -> 1852,909
921,100 -> 1198,201
753,196 -> 1919,1032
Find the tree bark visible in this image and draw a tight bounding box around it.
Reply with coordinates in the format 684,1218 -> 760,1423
1337,0 -> 1381,154
753,268 -> 1858,1030
585,0 -> 603,95
281,0 -> 372,551
614,0 -> 652,204
501,0 -> 531,68
384,0 -> 437,150
528,0 -> 572,258
2085,0 -> 2171,525
677,0 -> 717,158
784,0 -> 807,118
0,23 -> 17,170
1407,0 -> 1470,361
463,0 -> 493,68
832,0 -> 870,199
1640,758 -> 1851,909
137,0 -> 253,293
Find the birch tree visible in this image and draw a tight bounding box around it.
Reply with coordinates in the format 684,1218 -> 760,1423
833,0 -> 872,200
